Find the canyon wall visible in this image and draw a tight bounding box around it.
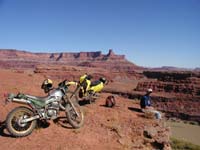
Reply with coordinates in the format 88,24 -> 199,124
0,49 -> 140,72
134,71 -> 200,122
136,71 -> 200,96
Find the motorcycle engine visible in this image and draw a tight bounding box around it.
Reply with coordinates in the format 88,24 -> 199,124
47,101 -> 59,119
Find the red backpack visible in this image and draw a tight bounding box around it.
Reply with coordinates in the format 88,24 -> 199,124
105,95 -> 116,107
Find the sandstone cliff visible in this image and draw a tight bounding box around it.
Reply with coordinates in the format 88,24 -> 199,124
0,49 -> 140,71
132,70 -> 200,122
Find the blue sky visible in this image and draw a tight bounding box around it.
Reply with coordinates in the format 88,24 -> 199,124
0,0 -> 199,68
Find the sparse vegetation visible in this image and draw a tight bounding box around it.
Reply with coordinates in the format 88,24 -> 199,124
188,121 -> 199,126
168,118 -> 200,126
170,137 -> 200,150
196,90 -> 200,96
28,73 -> 33,77
164,84 -> 173,92
167,120 -> 200,146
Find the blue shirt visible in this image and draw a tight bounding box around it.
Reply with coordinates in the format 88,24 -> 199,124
140,95 -> 151,109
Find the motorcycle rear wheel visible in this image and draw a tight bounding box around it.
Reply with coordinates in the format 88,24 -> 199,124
65,102 -> 84,128
6,106 -> 37,137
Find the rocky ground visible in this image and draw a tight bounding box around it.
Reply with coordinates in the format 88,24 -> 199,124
0,69 -> 171,150
1,49 -> 199,149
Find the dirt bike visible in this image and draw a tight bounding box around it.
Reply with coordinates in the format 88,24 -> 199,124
5,80 -> 84,137
67,74 -> 107,104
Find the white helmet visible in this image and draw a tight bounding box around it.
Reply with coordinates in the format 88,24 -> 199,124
147,88 -> 153,93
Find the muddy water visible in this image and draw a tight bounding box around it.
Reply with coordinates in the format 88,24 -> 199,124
167,121 -> 200,146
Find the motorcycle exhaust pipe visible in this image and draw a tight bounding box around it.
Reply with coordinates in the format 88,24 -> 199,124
12,98 -> 31,104
21,115 -> 40,123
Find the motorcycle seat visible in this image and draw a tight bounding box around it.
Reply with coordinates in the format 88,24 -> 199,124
90,80 -> 101,87
25,94 -> 51,101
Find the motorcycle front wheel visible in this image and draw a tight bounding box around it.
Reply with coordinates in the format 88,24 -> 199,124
60,91 -> 79,111
6,106 -> 37,137
65,102 -> 84,128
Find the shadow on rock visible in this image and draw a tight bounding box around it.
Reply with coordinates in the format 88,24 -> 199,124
78,100 -> 91,106
0,121 -> 13,137
37,120 -> 50,129
128,107 -> 142,113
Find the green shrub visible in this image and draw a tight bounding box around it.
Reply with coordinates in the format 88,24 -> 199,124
171,137 -> 200,150
164,84 -> 173,92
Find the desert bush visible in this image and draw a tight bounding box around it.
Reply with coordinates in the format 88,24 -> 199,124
188,121 -> 199,126
164,84 -> 173,92
28,73 -> 33,77
170,137 -> 200,150
196,90 -> 200,96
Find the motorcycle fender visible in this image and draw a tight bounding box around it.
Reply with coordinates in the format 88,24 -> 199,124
90,82 -> 104,93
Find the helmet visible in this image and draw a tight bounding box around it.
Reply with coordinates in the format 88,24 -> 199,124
80,74 -> 93,83
99,77 -> 106,84
41,79 -> 53,93
86,74 -> 92,80
146,88 -> 153,93
105,95 -> 116,107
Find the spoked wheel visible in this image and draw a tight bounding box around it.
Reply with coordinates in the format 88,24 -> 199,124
6,106 -> 37,137
65,102 -> 84,128
60,91 -> 79,111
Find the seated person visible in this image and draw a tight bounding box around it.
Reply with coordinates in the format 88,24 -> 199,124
140,88 -> 162,119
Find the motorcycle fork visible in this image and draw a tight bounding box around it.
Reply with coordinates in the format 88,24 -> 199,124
67,100 -> 80,118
